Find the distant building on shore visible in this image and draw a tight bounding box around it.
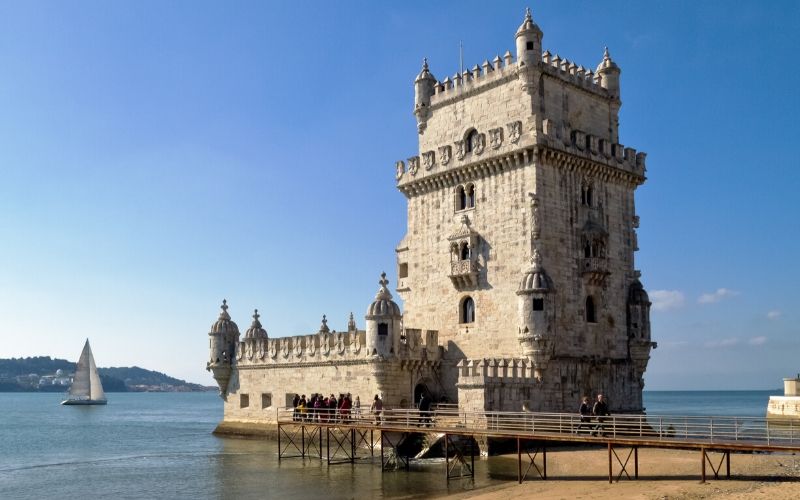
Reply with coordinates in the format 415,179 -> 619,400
206,9 -> 656,441
767,375 -> 800,419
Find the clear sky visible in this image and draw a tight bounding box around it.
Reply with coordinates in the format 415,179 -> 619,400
1,1 -> 797,390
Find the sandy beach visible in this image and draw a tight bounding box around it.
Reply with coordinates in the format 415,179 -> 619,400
453,448 -> 800,500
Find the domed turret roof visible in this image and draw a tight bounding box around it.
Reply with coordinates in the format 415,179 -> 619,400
628,280 -> 650,305
515,7 -> 542,37
414,58 -> 437,84
366,272 -> 401,318
517,249 -> 553,294
244,309 -> 268,340
210,300 -> 240,335
596,47 -> 619,73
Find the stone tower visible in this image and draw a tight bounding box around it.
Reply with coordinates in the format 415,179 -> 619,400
207,300 -> 240,396
394,9 -> 655,412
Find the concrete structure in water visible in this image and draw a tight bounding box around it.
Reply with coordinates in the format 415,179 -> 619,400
206,9 -> 656,437
767,376 -> 800,419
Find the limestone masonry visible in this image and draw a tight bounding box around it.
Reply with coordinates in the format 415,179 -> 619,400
207,9 -> 656,433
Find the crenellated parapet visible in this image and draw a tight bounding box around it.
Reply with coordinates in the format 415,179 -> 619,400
237,330 -> 368,366
456,358 -> 538,388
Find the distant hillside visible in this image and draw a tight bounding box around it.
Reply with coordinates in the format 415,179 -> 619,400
0,356 -> 212,392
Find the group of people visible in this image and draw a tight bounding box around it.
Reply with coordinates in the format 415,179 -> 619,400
576,393 -> 610,435
291,393 -> 386,424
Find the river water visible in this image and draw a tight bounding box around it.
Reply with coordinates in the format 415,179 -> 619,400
0,390 -> 780,499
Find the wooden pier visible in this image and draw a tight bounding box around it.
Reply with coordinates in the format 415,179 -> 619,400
276,407 -> 800,484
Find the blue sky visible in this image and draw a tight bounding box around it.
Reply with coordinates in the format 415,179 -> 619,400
0,1 -> 797,390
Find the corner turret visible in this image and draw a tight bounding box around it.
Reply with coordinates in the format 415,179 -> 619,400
206,300 -> 240,397
515,7 -> 543,67
414,58 -> 437,133
596,47 -> 620,98
516,249 -> 555,380
365,272 -> 402,358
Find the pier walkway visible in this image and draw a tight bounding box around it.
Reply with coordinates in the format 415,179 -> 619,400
276,406 -> 800,484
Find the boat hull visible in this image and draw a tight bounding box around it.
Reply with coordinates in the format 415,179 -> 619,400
61,399 -> 107,406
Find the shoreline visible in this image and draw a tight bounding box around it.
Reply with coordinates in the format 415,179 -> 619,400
451,447 -> 800,500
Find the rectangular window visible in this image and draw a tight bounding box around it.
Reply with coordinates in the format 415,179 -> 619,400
526,41 -> 533,50
240,394 -> 250,408
533,298 -> 544,311
378,323 -> 388,336
261,393 -> 272,409
399,263 -> 409,278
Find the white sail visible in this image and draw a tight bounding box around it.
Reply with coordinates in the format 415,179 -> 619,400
87,345 -> 106,401
64,339 -> 106,404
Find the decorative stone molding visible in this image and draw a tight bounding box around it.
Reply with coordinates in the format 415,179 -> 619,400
439,145 -> 452,165
455,140 -> 466,160
508,121 -> 522,143
422,151 -> 436,171
489,127 -> 504,149
408,156 -> 420,176
395,160 -> 405,180
473,133 -> 486,155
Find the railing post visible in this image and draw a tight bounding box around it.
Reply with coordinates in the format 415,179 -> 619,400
735,418 -> 739,441
659,417 -> 663,439
710,419 -> 714,441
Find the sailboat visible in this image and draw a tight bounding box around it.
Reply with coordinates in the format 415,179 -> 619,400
61,339 -> 107,405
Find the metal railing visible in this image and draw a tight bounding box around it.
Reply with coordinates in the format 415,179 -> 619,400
277,406 -> 800,448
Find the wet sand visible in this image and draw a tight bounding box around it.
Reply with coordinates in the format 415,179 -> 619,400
453,448 -> 800,500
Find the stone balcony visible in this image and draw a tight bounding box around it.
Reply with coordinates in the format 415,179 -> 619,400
581,257 -> 609,285
449,259 -> 478,288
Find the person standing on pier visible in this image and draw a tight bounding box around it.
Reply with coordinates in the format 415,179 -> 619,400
592,394 -> 610,436
371,394 -> 383,425
576,396 -> 591,433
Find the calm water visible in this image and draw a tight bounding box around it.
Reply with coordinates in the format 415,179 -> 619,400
0,390 -> 781,499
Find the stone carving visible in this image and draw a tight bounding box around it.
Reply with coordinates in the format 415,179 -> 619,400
508,121 -> 522,143
455,140 -> 466,160
395,160 -> 405,180
473,133 -> 486,155
268,341 -> 277,359
281,339 -> 289,358
422,151 -> 436,171
293,339 -> 303,356
529,192 -> 540,239
408,156 -> 420,176
489,127 -> 504,149
439,145 -> 452,165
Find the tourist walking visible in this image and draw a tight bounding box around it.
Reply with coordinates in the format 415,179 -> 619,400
418,393 -> 432,427
592,394 -> 610,436
292,394 -> 300,422
353,396 -> 361,420
371,394 -> 383,425
575,396 -> 591,433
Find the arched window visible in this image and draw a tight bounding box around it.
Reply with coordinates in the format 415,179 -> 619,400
461,296 -> 475,324
581,184 -> 594,207
584,242 -> 591,258
466,129 -> 478,153
457,185 -> 467,210
466,184 -> 475,208
585,296 -> 597,323
460,242 -> 470,260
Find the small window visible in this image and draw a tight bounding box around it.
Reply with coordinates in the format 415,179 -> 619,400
240,394 -> 250,408
461,296 -> 475,324
457,185 -> 467,210
533,298 -> 544,311
399,263 -> 409,278
261,393 -> 272,409
460,242 -> 470,261
526,41 -> 534,50
586,296 -> 597,323
378,323 -> 388,336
